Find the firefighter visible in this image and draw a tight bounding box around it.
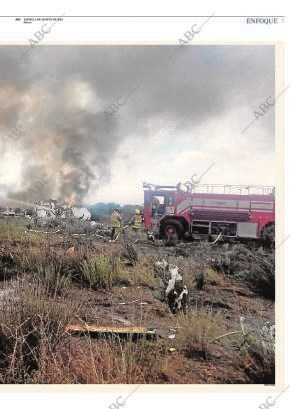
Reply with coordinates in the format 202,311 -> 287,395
110,208 -> 122,241
151,197 -> 160,217
129,209 -> 143,237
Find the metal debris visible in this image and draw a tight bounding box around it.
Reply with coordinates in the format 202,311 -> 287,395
261,321 -> 275,351
154,259 -> 188,314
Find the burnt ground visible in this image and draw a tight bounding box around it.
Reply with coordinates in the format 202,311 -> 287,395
0,220 -> 275,384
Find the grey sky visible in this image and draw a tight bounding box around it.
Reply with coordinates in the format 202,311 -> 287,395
0,44 -> 275,205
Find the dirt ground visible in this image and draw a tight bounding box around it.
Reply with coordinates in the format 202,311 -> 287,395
0,219 -> 275,384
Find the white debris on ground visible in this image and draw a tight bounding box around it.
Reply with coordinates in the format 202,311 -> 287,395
147,230 -> 155,242
154,258 -> 168,271
70,206 -> 91,221
17,198 -> 108,236
239,317 -> 275,351
35,203 -> 56,219
173,285 -> 188,312
35,200 -> 91,221
261,321 -> 275,351
165,265 -> 182,295
154,258 -> 169,283
154,259 -> 188,314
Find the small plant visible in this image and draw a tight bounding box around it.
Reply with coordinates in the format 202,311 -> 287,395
121,239 -> 138,265
177,307 -> 225,360
35,264 -> 72,297
194,269 -> 205,289
0,247 -> 17,281
80,256 -> 121,289
207,244 -> 275,300
130,260 -> 157,288
238,333 -> 275,384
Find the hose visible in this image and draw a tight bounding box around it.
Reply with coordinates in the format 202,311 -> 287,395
210,232 -> 222,245
110,224 -> 129,242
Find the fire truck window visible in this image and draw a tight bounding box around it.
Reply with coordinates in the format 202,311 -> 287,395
157,204 -> 165,215
152,197 -> 160,205
151,196 -> 165,216
151,197 -> 160,217
167,196 -> 174,206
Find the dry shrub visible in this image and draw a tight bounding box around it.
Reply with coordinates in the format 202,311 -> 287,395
129,260 -> 158,288
20,249 -> 78,296
5,238 -> 126,292
80,255 -> 125,290
0,279 -> 76,383
121,239 -> 138,266
203,266 -> 227,287
230,246 -> 275,300
209,244 -> 275,300
0,276 -> 166,384
0,219 -> 26,242
180,261 -> 204,292
176,307 -> 225,360
239,335 -> 275,384
0,246 -> 17,281
223,330 -> 275,385
227,316 -> 275,384
34,266 -> 72,297
26,337 -> 166,384
211,315 -> 276,384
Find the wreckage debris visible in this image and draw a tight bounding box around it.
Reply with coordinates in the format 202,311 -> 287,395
65,324 -> 157,341
154,259 -> 188,314
147,231 -> 155,242
165,265 -> 182,294
35,199 -> 91,221
167,281 -> 188,314
261,321 -> 275,351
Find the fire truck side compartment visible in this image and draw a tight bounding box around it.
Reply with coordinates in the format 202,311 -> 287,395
237,222 -> 258,238
191,220 -> 210,235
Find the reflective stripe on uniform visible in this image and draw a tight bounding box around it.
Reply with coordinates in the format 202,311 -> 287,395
133,215 -> 142,229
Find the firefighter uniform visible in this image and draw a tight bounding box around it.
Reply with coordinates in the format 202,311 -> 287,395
130,209 -> 143,237
110,209 -> 122,241
151,197 -> 160,217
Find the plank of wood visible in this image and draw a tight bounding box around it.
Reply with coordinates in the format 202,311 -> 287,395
65,324 -> 156,335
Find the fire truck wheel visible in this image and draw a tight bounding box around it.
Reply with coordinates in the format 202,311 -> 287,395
163,220 -> 184,238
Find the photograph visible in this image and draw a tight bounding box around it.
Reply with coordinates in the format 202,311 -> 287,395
0,42 -> 277,385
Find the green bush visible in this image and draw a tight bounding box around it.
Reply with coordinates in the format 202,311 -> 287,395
35,264 -> 72,297
80,256 -> 121,289
239,334 -> 275,384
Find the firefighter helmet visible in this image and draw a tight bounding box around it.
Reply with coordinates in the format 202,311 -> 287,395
135,209 -> 140,215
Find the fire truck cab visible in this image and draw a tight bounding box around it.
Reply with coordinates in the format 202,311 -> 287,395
143,183 -> 275,241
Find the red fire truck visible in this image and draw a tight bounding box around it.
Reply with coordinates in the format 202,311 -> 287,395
143,183 -> 275,241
